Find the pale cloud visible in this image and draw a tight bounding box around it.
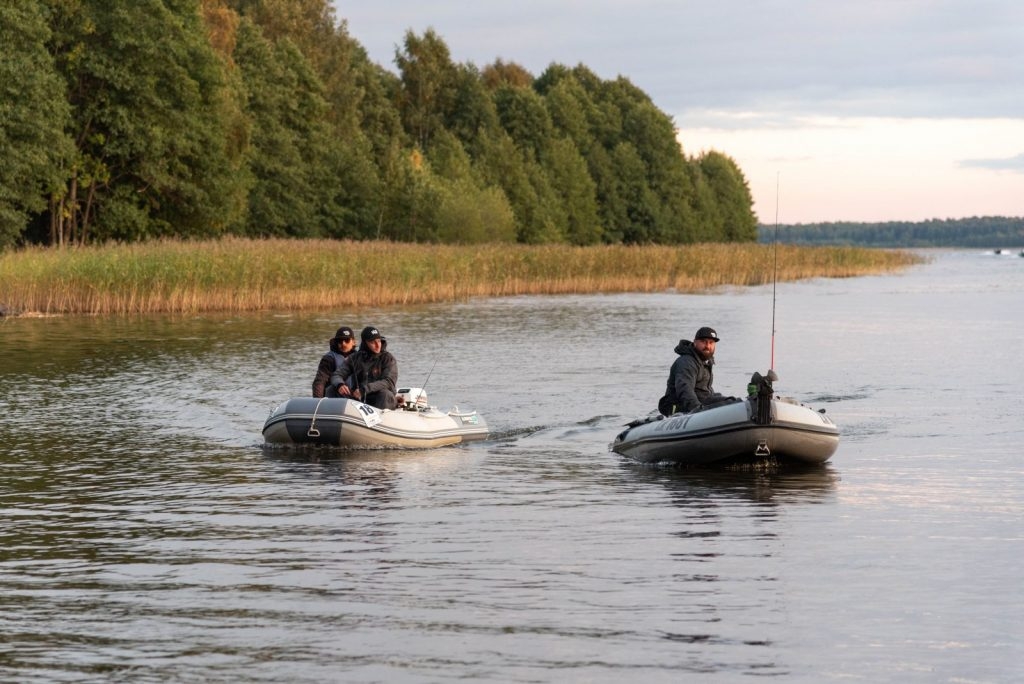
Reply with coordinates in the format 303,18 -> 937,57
681,117 -> 1024,223
958,154 -> 1024,172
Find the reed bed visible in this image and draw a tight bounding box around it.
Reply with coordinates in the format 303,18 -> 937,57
0,238 -> 922,316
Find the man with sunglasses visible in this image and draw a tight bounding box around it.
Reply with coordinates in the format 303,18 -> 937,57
312,325 -> 357,398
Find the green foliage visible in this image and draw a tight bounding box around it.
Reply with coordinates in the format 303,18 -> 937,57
234,17 -> 334,237
395,28 -> 458,151
696,151 -> 757,241
494,85 -> 555,161
0,0 -> 74,248
230,0 -> 382,239
433,179 -> 517,244
542,138 -> 602,245
45,0 -> 246,244
444,63 -> 500,155
0,7 -> 757,249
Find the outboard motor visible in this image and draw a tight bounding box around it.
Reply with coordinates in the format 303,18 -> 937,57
396,387 -> 429,410
747,370 -> 777,425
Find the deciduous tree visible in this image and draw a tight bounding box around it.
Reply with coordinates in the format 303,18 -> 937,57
46,0 -> 244,243
0,0 -> 73,247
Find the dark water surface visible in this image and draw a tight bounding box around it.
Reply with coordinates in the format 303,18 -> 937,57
1,250 -> 1021,683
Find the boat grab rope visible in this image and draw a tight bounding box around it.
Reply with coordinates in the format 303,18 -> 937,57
307,397 -> 327,438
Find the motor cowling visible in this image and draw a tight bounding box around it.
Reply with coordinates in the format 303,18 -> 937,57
396,387 -> 429,409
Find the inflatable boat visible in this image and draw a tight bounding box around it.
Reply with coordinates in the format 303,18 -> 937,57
262,388 -> 488,448
611,371 -> 839,466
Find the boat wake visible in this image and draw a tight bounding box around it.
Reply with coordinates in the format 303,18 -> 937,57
807,390 -> 869,403
488,415 -> 622,445
485,425 -> 548,442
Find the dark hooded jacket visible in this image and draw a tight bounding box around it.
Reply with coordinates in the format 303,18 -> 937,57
331,339 -> 398,409
312,338 -> 355,397
658,339 -> 722,415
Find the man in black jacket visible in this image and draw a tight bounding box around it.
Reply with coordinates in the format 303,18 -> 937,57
658,326 -> 728,416
312,326 -> 356,397
332,326 -> 399,410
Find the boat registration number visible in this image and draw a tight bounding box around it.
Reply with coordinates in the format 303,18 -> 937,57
357,403 -> 383,427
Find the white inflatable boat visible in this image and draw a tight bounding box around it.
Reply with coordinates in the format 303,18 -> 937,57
611,371 -> 839,466
263,388 -> 488,448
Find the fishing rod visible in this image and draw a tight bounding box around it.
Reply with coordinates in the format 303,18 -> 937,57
770,172 -> 780,373
400,358 -> 438,409
418,358 -> 438,398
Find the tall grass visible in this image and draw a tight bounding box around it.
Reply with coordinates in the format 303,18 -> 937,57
0,238 -> 922,316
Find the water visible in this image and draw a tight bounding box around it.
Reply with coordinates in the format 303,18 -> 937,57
1,250 -> 1022,683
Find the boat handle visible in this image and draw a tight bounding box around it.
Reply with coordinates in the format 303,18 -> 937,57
307,397 -> 326,437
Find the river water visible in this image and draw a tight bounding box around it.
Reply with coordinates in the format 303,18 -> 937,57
1,249 -> 1022,683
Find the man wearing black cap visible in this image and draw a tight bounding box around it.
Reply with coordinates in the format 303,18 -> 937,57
332,326 -> 399,410
658,326 -> 728,415
312,326 -> 357,397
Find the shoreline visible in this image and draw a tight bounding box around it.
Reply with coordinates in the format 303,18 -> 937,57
0,239 -> 924,317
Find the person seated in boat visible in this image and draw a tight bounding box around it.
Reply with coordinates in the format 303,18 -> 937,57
331,326 -> 399,410
312,325 -> 357,398
657,326 -> 730,416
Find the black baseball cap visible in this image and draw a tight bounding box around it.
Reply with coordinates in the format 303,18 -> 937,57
333,326 -> 354,341
694,326 -> 720,342
361,326 -> 382,341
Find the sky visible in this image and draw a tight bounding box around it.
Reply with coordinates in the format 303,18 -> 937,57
332,1 -> 1023,224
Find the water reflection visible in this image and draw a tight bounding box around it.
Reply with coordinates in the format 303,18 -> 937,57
624,463 -> 840,505
261,446 -> 403,498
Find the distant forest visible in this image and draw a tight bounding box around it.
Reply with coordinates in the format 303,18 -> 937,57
758,216 -> 1024,248
1,0 -> 757,250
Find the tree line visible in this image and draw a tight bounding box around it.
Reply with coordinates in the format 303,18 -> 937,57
1,0 -> 758,251
758,216 -> 1024,248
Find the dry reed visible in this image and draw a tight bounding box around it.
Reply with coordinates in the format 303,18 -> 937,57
0,238 -> 922,316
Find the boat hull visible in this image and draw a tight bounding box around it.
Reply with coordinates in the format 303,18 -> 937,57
262,397 -> 488,448
611,397 -> 839,466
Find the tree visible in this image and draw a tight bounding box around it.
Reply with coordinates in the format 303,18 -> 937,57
493,84 -> 554,162
395,28 -> 458,150
568,64 -> 624,148
686,163 -> 723,242
697,151 -> 758,241
542,138 -> 601,245
434,179 -> 517,244
481,58 -> 533,90
539,72 -> 595,155
0,0 -> 73,248
424,128 -> 474,182
226,0 -> 383,238
603,76 -> 696,243
444,62 -> 500,156
611,142 -> 659,244
234,17 -> 333,236
475,127 -> 565,243
0,7 -> 759,247
45,0 -> 244,244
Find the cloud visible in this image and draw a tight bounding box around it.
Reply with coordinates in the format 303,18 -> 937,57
334,2 -> 1024,222
336,1 -> 1024,123
958,153 -> 1024,172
